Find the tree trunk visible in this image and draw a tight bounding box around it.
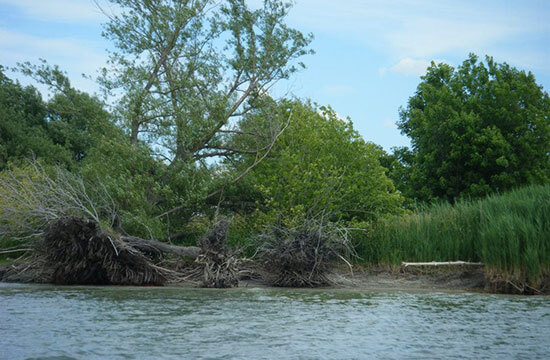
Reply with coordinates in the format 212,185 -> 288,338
130,120 -> 140,145
121,236 -> 201,259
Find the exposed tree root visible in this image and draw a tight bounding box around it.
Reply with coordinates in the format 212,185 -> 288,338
256,217 -> 353,287
35,217 -> 167,285
196,218 -> 240,288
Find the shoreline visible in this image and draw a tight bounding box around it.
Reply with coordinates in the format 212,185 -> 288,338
229,266 -> 489,293
2,262 -> 546,295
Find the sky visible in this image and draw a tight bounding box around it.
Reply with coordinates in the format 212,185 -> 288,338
1,0 -> 549,151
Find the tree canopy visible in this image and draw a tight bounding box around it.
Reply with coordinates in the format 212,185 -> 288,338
397,54 -> 550,203
100,0 -> 313,164
0,64 -> 116,170
226,100 -> 404,226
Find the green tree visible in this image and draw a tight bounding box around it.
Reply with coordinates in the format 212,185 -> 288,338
0,66 -> 71,169
18,61 -> 117,164
8,62 -> 188,238
227,100 -> 404,226
398,54 -> 550,203
100,0 -> 312,164
376,146 -> 416,208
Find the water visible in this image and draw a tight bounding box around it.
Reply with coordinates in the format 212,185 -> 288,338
1,284 -> 549,359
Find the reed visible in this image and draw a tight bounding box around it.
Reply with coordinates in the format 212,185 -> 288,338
359,184 -> 550,289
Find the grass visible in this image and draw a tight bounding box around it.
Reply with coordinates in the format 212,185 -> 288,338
357,184 -> 550,288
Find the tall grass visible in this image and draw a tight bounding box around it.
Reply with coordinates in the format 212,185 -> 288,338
358,184 -> 550,287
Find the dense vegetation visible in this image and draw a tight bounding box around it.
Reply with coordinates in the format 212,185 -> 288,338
0,0 -> 549,291
359,185 -> 550,291
387,54 -> 550,204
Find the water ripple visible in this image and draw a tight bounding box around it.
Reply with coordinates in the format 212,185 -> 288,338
0,285 -> 548,359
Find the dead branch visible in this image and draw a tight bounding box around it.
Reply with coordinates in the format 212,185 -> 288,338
0,161 -> 118,241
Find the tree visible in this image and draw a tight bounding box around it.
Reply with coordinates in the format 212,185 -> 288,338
376,146 -> 416,208
398,54 -> 550,203
17,61 -> 118,164
99,0 -> 312,164
8,62 -> 194,238
0,64 -> 118,170
0,66 -> 71,169
227,100 -> 404,225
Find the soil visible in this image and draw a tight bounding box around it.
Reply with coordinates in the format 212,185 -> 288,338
0,262 -> 531,294
236,264 -> 487,292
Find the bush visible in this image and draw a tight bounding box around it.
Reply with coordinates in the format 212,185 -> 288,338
227,100 -> 404,228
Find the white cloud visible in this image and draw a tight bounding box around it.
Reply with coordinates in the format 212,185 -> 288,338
0,29 -> 107,94
289,0 -> 550,71
0,0 -> 111,23
390,58 -> 430,76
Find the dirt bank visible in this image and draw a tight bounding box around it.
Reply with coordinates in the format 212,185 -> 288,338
326,265 -> 486,292
3,261 -> 546,295
231,265 -> 487,293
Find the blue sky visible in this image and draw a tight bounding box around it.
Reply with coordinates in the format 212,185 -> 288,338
1,0 -> 549,150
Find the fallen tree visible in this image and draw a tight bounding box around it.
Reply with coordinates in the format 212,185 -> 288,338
0,162 -> 233,287
2,216 -> 227,286
256,215 -> 354,287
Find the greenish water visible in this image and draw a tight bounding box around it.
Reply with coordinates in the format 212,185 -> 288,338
1,284 -> 549,359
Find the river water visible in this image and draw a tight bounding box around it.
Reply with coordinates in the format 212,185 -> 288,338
1,283 -> 548,359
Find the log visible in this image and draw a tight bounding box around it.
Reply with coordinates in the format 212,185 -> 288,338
121,236 -> 201,259
402,261 -> 484,267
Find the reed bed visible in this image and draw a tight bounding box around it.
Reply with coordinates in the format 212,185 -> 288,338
359,184 -> 550,292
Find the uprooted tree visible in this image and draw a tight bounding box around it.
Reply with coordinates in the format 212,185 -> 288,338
0,162 -> 232,286
0,162 -> 357,288
256,215 -> 354,287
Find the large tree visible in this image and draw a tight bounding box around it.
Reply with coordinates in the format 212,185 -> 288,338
99,0 -> 312,163
398,54 -> 550,203
225,100 -> 404,225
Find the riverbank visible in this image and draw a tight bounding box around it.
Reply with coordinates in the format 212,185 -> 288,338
0,262 -> 502,294
358,185 -> 550,294
326,265 -> 487,293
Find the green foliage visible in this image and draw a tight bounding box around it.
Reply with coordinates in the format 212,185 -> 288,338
0,67 -> 72,169
0,63 -> 121,169
361,184 -> 550,287
376,146 -> 417,209
398,54 -> 550,203
100,0 -> 313,163
229,100 -> 404,227
77,137 -> 165,238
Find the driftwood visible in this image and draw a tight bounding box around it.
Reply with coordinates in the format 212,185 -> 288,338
402,261 -> 484,267
121,236 -> 201,259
